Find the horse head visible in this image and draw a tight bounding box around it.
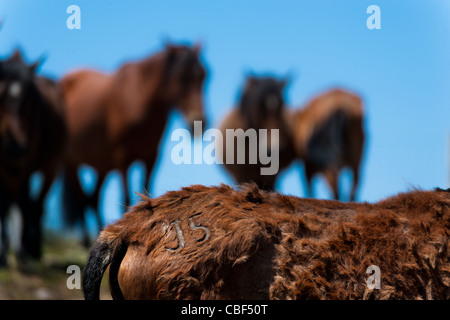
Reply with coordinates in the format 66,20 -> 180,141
239,75 -> 288,132
237,75 -> 291,161
162,43 -> 207,136
0,50 -> 41,161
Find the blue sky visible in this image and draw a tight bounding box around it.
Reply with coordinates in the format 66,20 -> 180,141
0,1 -> 449,233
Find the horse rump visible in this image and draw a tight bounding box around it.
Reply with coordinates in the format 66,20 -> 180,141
306,108 -> 349,169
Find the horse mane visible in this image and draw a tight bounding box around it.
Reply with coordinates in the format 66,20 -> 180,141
109,45 -> 202,122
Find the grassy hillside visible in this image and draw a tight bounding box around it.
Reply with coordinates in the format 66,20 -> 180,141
0,232 -> 111,300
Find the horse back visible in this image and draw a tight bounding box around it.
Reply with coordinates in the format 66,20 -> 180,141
106,186 -> 450,299
61,69 -> 112,114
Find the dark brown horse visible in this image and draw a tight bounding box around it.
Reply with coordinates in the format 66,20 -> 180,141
290,88 -> 365,201
217,76 -> 295,190
0,50 -> 66,265
61,43 -> 207,245
83,184 -> 450,300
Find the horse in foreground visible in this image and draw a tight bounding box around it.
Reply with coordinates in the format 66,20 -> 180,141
290,88 -> 365,201
217,76 -> 295,190
0,50 -> 66,265
60,43 -> 207,245
83,184 -> 450,300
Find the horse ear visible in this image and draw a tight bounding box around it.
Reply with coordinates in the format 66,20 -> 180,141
280,70 -> 296,90
29,55 -> 46,73
10,49 -> 23,62
163,38 -> 177,53
278,78 -> 288,90
193,42 -> 202,56
161,34 -> 173,48
246,74 -> 259,87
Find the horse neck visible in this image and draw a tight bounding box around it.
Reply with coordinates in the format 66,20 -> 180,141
4,83 -> 45,171
135,51 -> 172,106
129,53 -> 174,119
118,54 -> 173,140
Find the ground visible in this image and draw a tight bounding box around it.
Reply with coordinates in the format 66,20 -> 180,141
0,232 -> 111,300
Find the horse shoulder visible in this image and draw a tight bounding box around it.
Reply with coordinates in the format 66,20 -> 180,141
109,62 -> 164,127
108,65 -> 146,119
62,70 -> 112,131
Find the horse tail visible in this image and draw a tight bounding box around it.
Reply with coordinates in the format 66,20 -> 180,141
83,231 -> 127,300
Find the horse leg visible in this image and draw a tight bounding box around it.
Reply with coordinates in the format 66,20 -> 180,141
346,115 -> 364,202
18,194 -> 42,262
121,157 -> 155,210
124,167 -> 133,209
325,168 -> 340,201
348,144 -> 364,203
63,162 -> 90,247
121,162 -> 145,210
303,161 -> 315,198
89,172 -> 106,236
0,195 -> 11,267
142,158 -> 157,198
18,167 -> 57,262
349,165 -> 361,202
78,170 -> 106,248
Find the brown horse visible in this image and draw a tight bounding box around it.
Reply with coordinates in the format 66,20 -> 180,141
290,88 -> 365,201
0,50 -> 66,265
217,76 -> 295,190
83,184 -> 450,300
60,43 -> 207,245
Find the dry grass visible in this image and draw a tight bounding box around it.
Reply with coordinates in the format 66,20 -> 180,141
0,232 -> 111,300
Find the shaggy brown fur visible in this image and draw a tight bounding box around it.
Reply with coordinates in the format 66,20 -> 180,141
83,184 -> 450,300
290,88 -> 365,201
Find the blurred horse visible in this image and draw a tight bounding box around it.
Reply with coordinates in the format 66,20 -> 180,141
217,76 -> 295,190
0,50 -> 66,265
60,43 -> 207,245
290,88 -> 365,201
